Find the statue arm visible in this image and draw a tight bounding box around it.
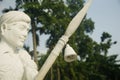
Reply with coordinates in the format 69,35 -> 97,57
18,49 -> 38,80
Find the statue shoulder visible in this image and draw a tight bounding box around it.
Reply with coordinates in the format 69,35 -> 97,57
18,49 -> 30,58
18,48 -> 38,70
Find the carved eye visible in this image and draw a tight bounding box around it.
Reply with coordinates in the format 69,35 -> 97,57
12,23 -> 17,25
19,26 -> 25,30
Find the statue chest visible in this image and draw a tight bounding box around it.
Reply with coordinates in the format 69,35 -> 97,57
0,52 -> 24,80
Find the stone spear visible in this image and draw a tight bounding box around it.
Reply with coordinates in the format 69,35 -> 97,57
35,0 -> 93,80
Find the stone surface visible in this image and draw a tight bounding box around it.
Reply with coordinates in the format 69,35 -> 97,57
0,11 -> 38,80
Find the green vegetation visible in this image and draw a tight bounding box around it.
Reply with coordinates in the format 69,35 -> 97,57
2,0 -> 120,80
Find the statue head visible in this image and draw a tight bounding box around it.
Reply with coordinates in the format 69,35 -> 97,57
0,11 -> 31,48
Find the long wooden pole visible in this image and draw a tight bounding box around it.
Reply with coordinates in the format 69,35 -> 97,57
35,0 -> 93,80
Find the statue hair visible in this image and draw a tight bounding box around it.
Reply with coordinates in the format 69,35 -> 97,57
0,11 -> 31,27
0,11 -> 31,40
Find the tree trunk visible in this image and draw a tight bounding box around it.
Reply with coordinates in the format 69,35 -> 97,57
57,67 -> 60,80
50,67 -> 53,80
31,19 -> 38,65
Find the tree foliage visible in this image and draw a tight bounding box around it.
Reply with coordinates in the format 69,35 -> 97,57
2,0 -> 120,80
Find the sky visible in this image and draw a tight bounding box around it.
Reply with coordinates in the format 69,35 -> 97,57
86,0 -> 120,59
0,0 -> 120,59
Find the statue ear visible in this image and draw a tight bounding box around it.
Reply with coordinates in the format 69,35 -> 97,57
1,23 -> 7,35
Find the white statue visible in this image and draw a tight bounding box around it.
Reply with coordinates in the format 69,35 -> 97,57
0,11 -> 38,80
0,0 -> 93,80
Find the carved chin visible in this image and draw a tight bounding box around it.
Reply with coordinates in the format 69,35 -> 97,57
15,42 -> 24,48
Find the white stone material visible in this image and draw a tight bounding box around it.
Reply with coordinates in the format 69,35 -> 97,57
0,11 -> 38,80
64,44 -> 77,62
35,0 -> 93,80
0,0 -> 93,79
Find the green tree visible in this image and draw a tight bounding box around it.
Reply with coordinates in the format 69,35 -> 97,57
2,0 -> 120,80
38,0 -> 120,80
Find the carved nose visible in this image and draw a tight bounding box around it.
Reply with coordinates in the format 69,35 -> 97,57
24,31 -> 28,37
23,35 -> 27,39
22,32 -> 27,39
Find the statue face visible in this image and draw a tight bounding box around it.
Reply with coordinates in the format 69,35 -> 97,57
2,21 -> 30,48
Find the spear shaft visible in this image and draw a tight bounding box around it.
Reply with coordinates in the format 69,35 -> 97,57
35,0 -> 93,80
